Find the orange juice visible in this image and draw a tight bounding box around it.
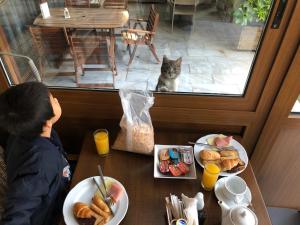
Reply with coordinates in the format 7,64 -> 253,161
93,129 -> 109,156
201,163 -> 220,191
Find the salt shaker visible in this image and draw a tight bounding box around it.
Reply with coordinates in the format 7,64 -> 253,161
194,192 -> 206,225
194,192 -> 204,210
64,8 -> 70,19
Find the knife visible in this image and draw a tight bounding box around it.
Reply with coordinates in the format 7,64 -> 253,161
97,165 -> 109,197
97,165 -> 115,216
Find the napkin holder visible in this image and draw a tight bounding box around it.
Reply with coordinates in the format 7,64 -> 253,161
40,2 -> 50,19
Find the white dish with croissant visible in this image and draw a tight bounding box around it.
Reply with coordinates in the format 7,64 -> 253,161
194,134 -> 248,176
63,176 -> 129,225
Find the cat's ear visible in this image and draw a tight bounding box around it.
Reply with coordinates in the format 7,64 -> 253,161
176,57 -> 182,65
163,55 -> 168,63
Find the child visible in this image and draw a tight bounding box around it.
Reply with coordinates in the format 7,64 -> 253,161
0,82 -> 71,225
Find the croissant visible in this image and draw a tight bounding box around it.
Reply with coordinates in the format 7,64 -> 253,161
220,158 -> 240,171
90,203 -> 111,221
200,150 -> 220,161
220,150 -> 239,160
92,195 -> 110,213
73,202 -> 98,219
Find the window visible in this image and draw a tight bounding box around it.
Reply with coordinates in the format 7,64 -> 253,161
0,0 -> 272,95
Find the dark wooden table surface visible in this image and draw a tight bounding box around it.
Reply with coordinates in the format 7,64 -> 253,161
70,132 -> 272,225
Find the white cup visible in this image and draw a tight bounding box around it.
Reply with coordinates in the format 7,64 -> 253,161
223,176 -> 247,204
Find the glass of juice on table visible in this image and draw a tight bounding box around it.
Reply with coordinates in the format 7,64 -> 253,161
201,163 -> 220,191
93,129 -> 109,156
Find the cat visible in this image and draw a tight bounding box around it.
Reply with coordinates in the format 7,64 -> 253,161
156,55 -> 182,92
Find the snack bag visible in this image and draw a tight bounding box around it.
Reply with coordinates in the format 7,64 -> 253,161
112,89 -> 154,154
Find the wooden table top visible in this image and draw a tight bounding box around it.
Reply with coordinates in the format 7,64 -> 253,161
34,8 -> 129,29
70,132 -> 272,225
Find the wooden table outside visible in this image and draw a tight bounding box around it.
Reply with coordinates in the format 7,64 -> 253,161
33,8 -> 129,75
70,133 -> 272,225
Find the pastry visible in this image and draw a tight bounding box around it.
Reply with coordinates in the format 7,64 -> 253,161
92,195 -> 110,213
73,202 -> 99,225
90,203 -> 111,221
200,150 -> 220,161
220,158 -> 240,171
73,202 -> 98,219
220,150 -> 239,159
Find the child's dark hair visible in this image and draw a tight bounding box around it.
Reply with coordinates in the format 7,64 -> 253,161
0,82 -> 54,138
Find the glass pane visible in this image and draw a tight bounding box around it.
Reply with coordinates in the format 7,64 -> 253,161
291,95 -> 300,113
0,0 -> 273,95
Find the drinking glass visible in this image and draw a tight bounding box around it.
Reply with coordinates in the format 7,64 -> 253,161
93,129 -> 109,156
201,163 -> 220,191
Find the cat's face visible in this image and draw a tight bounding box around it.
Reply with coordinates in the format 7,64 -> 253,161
161,56 -> 182,79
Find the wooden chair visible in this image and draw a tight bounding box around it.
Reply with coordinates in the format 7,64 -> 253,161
69,30 -> 115,88
122,4 -> 160,69
168,0 -> 199,32
103,0 -> 128,9
65,0 -> 90,7
29,26 -> 72,80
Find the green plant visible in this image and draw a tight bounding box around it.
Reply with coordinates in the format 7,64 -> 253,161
233,0 -> 271,26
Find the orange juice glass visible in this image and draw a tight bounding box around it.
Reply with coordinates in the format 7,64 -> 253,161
201,163 -> 220,191
93,129 -> 109,156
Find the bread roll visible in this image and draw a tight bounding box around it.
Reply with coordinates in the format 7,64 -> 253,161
73,202 -> 98,219
220,158 -> 239,171
200,150 -> 220,161
220,150 -> 239,159
92,195 -> 110,213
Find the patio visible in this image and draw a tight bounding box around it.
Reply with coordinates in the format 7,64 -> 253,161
35,3 -> 256,94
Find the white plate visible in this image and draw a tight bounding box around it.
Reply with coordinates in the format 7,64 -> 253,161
63,176 -> 129,225
194,134 -> 248,176
214,177 -> 252,208
154,144 -> 197,179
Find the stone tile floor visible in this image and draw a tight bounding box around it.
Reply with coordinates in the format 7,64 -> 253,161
44,3 -> 256,95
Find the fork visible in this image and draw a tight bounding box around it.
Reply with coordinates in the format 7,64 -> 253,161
97,164 -> 115,206
188,141 -> 235,151
92,177 -> 115,216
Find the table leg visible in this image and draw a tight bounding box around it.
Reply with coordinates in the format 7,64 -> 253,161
109,29 -> 117,76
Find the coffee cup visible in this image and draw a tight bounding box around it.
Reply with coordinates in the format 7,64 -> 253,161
223,176 -> 247,204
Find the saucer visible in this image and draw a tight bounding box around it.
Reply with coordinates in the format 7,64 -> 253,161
214,177 -> 252,208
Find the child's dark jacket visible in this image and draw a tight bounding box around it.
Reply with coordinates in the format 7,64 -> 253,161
1,130 -> 70,225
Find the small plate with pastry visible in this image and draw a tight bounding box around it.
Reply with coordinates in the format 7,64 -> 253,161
194,134 -> 248,176
154,145 -> 197,179
63,176 -> 129,225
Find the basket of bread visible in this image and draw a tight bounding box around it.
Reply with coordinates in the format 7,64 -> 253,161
194,134 -> 248,176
